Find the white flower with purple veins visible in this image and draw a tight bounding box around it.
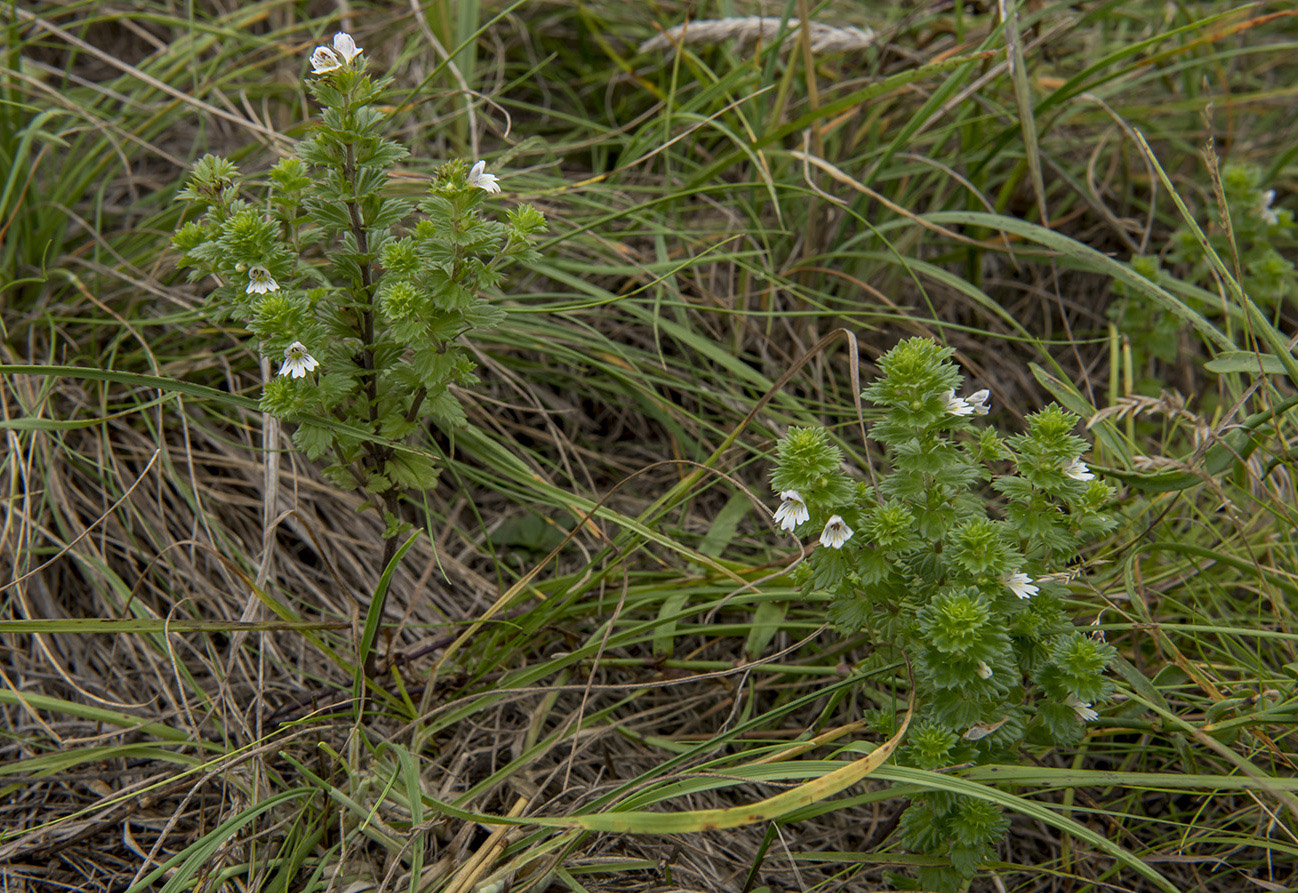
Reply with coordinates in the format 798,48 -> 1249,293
1260,189 -> 1279,226
819,515 -> 853,549
1005,571 -> 1039,600
942,389 -> 974,416
246,266 -> 279,295
468,160 -> 501,194
310,45 -> 341,74
1066,693 -> 1099,722
331,31 -> 362,64
964,389 -> 991,416
310,32 -> 361,74
773,489 -> 810,532
1063,458 -> 1095,481
279,341 -> 319,379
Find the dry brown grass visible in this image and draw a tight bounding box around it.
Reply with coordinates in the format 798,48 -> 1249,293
4,1 -> 1298,891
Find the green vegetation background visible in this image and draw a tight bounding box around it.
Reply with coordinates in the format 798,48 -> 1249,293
2,1 -> 1297,891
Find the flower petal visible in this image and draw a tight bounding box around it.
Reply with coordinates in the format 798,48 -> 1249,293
1066,693 -> 1098,722
333,31 -> 361,62
943,388 -> 973,416
468,160 -> 502,194
279,342 -> 318,378
965,389 -> 991,415
773,490 -> 809,532
246,266 -> 279,294
310,46 -> 342,73
1064,458 -> 1095,481
1005,571 -> 1039,599
819,515 -> 853,549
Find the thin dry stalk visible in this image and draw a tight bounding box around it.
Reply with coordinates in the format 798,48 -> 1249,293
639,17 -> 877,56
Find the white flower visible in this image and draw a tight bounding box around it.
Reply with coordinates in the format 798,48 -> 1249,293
1260,189 -> 1279,226
964,389 -> 991,416
246,266 -> 279,294
976,660 -> 993,680
279,341 -> 319,379
310,46 -> 342,74
1063,458 -> 1095,481
1066,693 -> 1099,722
942,388 -> 973,416
468,160 -> 501,194
773,490 -> 810,532
819,515 -> 853,550
1005,571 -> 1039,600
332,31 -> 361,64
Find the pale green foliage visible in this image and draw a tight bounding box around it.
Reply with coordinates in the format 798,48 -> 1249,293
773,337 -> 1118,892
173,43 -> 545,520
1113,162 -> 1295,370
1170,163 -> 1295,305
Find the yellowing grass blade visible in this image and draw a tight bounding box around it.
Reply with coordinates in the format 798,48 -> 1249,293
425,689 -> 912,835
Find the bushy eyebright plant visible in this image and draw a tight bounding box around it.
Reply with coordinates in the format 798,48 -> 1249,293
1169,162 -> 1295,306
772,338 -> 1117,892
172,33 -> 546,560
1112,162 -> 1294,373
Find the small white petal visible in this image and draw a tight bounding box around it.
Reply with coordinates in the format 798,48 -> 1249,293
1066,693 -> 1099,722
468,160 -> 501,194
773,489 -> 810,532
1064,458 -> 1095,481
332,31 -> 361,63
976,660 -> 993,680
964,389 -> 991,415
278,341 -> 318,378
246,266 -> 279,295
310,46 -> 342,74
819,515 -> 853,550
1005,571 -> 1039,600
1259,189 -> 1280,226
943,388 -> 973,417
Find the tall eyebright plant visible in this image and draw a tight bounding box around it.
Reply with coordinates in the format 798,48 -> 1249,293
771,338 -> 1117,892
173,32 -> 546,579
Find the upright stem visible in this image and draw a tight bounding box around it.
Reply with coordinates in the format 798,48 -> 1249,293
340,132 -> 396,491
343,142 -> 383,446
381,492 -> 400,569
339,96 -> 404,667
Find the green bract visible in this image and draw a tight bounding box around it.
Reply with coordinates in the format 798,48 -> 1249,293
173,37 -> 546,531
772,337 -> 1117,893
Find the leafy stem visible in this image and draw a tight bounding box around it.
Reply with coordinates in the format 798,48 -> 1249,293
173,32 -> 547,677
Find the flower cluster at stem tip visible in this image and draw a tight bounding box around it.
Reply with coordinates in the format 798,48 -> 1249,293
769,337 -> 1118,892
172,28 -> 547,509
243,33 -> 505,384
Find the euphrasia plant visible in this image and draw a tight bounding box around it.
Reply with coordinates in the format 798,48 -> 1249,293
1169,162 -> 1295,307
1113,163 -> 1294,371
173,32 -> 546,562
771,338 -> 1117,892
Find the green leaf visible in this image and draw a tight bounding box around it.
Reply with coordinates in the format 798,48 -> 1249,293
293,420 -> 334,461
699,493 -> 750,557
425,390 -> 467,427
745,599 -> 788,658
385,454 -> 439,490
653,592 -> 689,658
1203,351 -> 1289,375
463,300 -> 506,330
